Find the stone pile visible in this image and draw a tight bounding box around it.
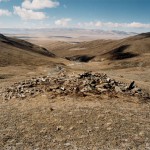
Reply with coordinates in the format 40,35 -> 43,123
0,72 -> 149,101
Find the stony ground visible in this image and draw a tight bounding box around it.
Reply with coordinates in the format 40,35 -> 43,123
0,32 -> 150,150
0,65 -> 150,150
1,71 -> 149,101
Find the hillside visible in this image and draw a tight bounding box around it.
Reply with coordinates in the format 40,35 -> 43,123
39,32 -> 150,68
0,34 -> 57,67
0,33 -> 150,150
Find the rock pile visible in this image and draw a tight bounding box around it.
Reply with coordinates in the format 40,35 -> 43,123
0,72 -> 149,101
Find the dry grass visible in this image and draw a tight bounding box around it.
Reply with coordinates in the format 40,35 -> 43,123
0,33 -> 150,149
0,34 -> 66,67
30,33 -> 150,68
0,94 -> 150,149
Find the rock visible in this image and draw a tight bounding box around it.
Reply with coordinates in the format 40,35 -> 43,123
103,83 -> 112,89
110,80 -> 115,85
132,88 -> 142,93
20,94 -> 26,98
79,71 -> 92,79
120,85 -> 128,91
106,77 -> 111,82
55,89 -> 62,94
96,84 -> 103,89
128,81 -> 135,90
0,72 -> 149,101
97,88 -> 107,93
56,126 -> 64,131
64,143 -> 71,147
81,86 -> 92,92
60,87 -> 65,91
69,126 -> 75,130
115,86 -> 122,93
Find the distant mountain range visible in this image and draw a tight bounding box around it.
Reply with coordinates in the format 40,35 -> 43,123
0,28 -> 137,40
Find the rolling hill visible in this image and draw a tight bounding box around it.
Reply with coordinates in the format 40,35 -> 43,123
42,32 -> 150,68
0,32 -> 150,150
0,34 -> 57,67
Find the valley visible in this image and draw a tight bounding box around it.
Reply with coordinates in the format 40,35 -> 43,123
0,32 -> 150,150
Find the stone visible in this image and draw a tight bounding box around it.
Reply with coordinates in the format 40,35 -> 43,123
96,84 -> 103,89
0,72 -> 149,101
132,87 -> 142,93
97,88 -> 107,93
106,77 -> 111,82
120,86 -> 128,91
20,94 -> 26,98
56,126 -> 64,131
128,81 -> 135,90
115,86 -> 122,93
64,143 -> 71,147
60,87 -> 65,91
103,83 -> 112,89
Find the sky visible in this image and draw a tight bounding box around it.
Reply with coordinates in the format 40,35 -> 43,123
0,0 -> 150,32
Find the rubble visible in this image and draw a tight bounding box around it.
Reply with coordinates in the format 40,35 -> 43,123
0,72 -> 149,101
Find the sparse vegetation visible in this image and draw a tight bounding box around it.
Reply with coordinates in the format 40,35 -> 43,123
0,33 -> 150,149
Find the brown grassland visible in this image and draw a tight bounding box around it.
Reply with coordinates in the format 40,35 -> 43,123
0,33 -> 150,149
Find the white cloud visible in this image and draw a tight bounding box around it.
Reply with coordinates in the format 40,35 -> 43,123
55,18 -> 72,26
78,21 -> 150,29
13,0 -> 59,21
22,0 -> 59,10
126,22 -> 150,28
14,6 -> 47,20
95,21 -> 103,27
0,9 -> 11,16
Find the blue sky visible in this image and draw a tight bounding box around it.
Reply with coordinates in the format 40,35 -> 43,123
0,0 -> 150,32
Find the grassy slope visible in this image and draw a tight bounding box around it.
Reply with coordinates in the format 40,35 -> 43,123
0,34 -> 59,67
42,33 -> 150,67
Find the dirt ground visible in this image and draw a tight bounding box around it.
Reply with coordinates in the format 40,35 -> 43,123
0,93 -> 150,150
0,62 -> 150,150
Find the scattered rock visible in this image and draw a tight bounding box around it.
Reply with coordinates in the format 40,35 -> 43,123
0,72 -> 149,101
